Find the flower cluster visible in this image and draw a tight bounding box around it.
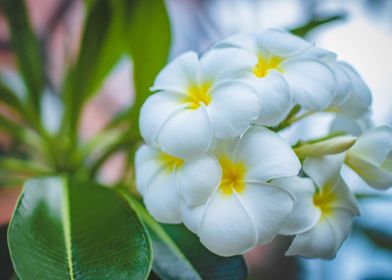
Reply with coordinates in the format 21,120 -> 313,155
136,29 -> 392,258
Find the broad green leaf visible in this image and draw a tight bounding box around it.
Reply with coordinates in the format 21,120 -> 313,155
0,0 -> 46,111
125,0 -> 171,129
122,193 -> 248,280
290,13 -> 346,37
8,177 -> 152,280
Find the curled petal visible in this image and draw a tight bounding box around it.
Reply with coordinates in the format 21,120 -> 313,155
177,155 -> 222,207
139,91 -> 185,145
238,182 -> 295,244
207,81 -> 259,138
214,33 -> 260,54
250,70 -> 292,126
144,171 -> 182,224
157,105 -> 213,159
236,126 -> 301,181
134,145 -> 162,194
151,51 -> 198,93
285,209 -> 355,259
199,48 -> 257,82
199,191 -> 258,256
281,58 -> 336,110
272,177 -> 320,235
330,114 -> 374,137
257,29 -> 311,57
303,154 -> 345,188
348,126 -> 392,166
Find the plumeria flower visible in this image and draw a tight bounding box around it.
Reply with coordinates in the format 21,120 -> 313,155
139,48 -> 260,159
181,126 -> 301,256
345,126 -> 392,190
135,144 -> 221,223
330,114 -> 374,137
281,154 -> 360,259
214,29 -> 336,124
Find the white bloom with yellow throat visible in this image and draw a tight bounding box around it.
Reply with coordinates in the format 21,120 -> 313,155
135,144 -> 222,223
278,154 -> 360,259
181,126 -> 301,256
345,126 -> 392,190
215,29 -> 336,124
139,48 -> 260,159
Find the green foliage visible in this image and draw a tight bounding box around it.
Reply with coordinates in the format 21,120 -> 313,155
8,177 -> 152,280
0,0 -> 46,112
290,13 -> 346,37
122,192 -> 248,280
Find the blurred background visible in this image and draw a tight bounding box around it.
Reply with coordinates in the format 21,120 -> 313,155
1,0 -> 392,279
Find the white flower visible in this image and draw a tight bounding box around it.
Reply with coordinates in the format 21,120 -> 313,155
181,126 -> 301,256
135,144 -> 221,223
215,29 -> 336,122
281,154 -> 360,259
345,126 -> 392,190
139,48 -> 260,159
330,114 -> 374,137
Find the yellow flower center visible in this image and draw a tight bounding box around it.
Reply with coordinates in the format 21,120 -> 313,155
252,55 -> 284,78
219,156 -> 247,196
313,183 -> 337,219
159,152 -> 184,172
183,82 -> 212,109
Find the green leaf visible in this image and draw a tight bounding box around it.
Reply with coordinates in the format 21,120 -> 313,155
360,225 -> 392,251
290,13 -> 346,37
125,0 -> 171,130
0,0 -> 46,111
122,193 -> 247,280
0,80 -> 25,115
8,177 -> 152,280
63,0 -> 126,133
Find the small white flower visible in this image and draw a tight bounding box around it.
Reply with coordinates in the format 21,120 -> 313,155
135,144 -> 221,223
182,126 -> 301,256
139,48 -> 260,159
282,154 -> 360,259
215,29 -> 336,121
345,126 -> 392,190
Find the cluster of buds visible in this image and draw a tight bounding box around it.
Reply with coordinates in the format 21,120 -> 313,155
135,29 -> 392,258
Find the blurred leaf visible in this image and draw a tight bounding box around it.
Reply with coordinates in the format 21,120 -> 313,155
125,0 -> 171,131
63,0 -> 126,133
8,177 -> 152,280
0,81 -> 25,116
163,224 -> 248,280
290,13 -> 346,37
122,192 -> 247,280
360,226 -> 392,251
0,0 -> 46,112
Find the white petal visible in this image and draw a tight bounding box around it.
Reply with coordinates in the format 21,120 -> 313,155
286,209 -> 355,259
139,91 -> 185,145
134,145 -> 162,194
250,71 -> 292,126
207,81 -> 259,138
177,155 -> 222,207
345,153 -> 392,190
144,171 -> 182,224
238,182 -> 295,244
199,191 -> 258,256
151,51 -> 198,93
337,62 -> 372,118
272,177 -> 320,235
257,29 -> 311,57
214,33 -> 259,54
330,62 -> 352,106
181,202 -> 206,234
281,58 -> 336,110
157,105 -> 213,159
199,48 -> 257,82
236,126 -> 301,181
330,114 -> 374,137
329,177 -> 360,216
349,126 -> 392,165
303,154 -> 345,188
301,46 -> 337,62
